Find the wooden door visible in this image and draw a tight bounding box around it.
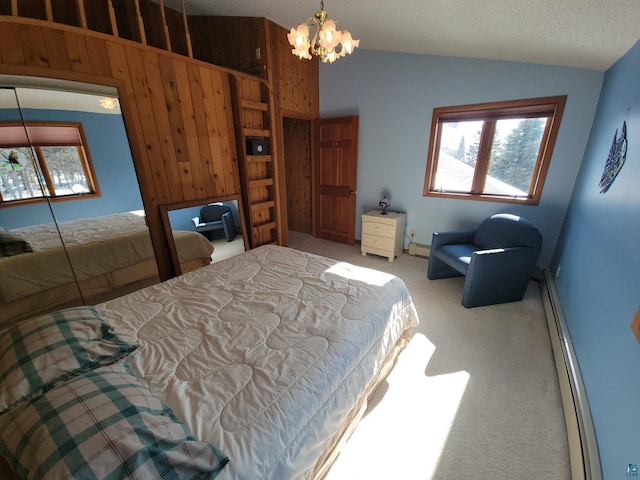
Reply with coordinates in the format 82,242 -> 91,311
316,116 -> 359,244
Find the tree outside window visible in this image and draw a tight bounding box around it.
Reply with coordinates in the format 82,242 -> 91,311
424,96 -> 566,205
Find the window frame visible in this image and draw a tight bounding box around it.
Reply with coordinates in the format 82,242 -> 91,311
0,122 -> 100,207
423,95 -> 567,205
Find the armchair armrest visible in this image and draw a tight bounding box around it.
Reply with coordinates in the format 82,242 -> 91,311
471,246 -> 539,272
463,246 -> 540,307
431,229 -> 476,250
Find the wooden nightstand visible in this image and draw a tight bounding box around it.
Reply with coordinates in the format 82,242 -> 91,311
361,210 -> 406,262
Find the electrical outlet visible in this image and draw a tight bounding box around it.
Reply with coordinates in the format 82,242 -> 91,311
410,229 -> 416,237
255,47 -> 262,60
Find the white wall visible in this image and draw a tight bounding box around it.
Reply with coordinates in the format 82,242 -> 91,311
319,50 -> 603,266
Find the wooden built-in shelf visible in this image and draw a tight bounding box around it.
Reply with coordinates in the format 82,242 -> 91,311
249,178 -> 274,188
251,200 -> 275,211
247,155 -> 272,163
240,99 -> 269,111
254,222 -> 276,232
243,128 -> 270,137
230,74 -> 282,249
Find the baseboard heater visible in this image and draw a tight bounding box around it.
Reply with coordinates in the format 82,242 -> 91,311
408,242 -> 430,258
539,268 -> 602,480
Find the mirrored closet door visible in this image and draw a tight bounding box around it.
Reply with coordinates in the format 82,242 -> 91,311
0,80 -> 156,326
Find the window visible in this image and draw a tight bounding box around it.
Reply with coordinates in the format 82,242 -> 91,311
0,122 -> 99,205
423,96 -> 566,204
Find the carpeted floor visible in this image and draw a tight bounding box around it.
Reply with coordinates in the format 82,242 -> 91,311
210,236 -> 245,263
287,231 -> 570,480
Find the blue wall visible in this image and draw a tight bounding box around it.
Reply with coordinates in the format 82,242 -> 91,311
552,40 -> 640,477
0,107 -> 141,228
320,50 -> 603,266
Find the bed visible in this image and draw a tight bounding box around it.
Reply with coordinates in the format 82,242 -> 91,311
0,245 -> 419,479
0,212 -> 214,326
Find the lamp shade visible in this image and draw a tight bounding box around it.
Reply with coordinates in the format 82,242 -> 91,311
287,1 -> 359,63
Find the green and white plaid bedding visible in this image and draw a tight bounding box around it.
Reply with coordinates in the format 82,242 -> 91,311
0,305 -> 137,413
0,361 -> 229,479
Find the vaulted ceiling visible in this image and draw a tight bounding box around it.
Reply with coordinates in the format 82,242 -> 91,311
176,0 -> 640,71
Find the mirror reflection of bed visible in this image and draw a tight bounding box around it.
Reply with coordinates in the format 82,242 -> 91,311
166,198 -> 246,265
0,80 -> 165,325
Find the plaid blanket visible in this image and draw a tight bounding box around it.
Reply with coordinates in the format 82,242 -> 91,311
0,306 -> 137,413
0,361 -> 229,479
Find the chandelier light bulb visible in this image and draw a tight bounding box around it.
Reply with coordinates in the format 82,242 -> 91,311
287,1 -> 359,63
340,31 -> 359,55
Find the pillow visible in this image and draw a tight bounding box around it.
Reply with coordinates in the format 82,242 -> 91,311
0,227 -> 32,257
0,361 -> 229,479
0,305 -> 137,413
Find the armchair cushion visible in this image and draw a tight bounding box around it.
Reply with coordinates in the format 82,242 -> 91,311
432,243 -> 476,275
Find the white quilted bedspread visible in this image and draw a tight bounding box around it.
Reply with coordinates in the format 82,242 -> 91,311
98,245 -> 418,480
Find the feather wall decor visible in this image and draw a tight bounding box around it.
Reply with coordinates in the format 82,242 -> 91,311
598,121 -> 627,194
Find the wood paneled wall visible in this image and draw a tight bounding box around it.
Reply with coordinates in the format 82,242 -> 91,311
0,17 -> 242,279
267,20 -> 319,118
188,16 -> 268,79
186,16 -> 319,118
283,117 -> 312,234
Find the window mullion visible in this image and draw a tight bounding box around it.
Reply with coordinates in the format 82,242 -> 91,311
472,120 -> 495,193
35,146 -> 56,197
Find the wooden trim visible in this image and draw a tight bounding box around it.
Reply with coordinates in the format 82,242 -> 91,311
133,0 -> 147,45
181,0 -> 193,58
631,307 -> 640,343
77,0 -> 88,29
473,119 -> 495,193
159,193 -> 249,274
44,0 -> 53,22
157,0 -> 172,52
0,16 -> 266,80
107,0 -> 119,38
423,95 -> 567,205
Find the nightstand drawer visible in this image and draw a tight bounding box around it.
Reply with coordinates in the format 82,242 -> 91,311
361,234 -> 395,251
362,221 -> 395,238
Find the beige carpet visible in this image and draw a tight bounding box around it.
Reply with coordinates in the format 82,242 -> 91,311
287,231 -> 570,480
210,236 -> 245,263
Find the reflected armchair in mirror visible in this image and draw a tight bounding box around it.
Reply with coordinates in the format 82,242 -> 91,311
192,203 -> 236,242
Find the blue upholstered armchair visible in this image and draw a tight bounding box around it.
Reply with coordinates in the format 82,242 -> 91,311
427,213 -> 543,308
191,203 -> 236,242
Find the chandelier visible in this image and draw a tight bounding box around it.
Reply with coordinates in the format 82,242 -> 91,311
287,1 -> 359,63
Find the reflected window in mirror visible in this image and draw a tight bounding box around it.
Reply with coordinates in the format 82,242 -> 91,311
0,122 -> 99,204
0,81 -> 159,327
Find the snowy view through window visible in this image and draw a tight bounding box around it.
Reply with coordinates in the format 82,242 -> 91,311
434,118 -> 546,197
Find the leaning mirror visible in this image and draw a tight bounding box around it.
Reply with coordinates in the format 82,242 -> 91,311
162,195 -> 247,275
